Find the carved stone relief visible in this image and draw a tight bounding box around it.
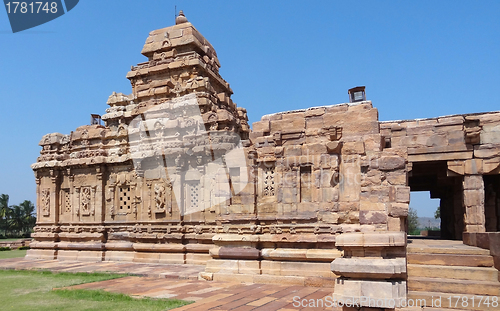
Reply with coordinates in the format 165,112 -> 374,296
154,183 -> 166,211
41,188 -> 50,217
81,187 -> 91,216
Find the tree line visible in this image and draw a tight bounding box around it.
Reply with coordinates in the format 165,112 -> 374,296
0,194 -> 36,238
407,206 -> 441,235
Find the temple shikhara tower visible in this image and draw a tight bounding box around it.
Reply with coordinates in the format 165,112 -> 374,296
29,11 -> 500,310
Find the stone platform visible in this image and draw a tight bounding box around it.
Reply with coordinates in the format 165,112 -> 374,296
0,257 -> 204,279
0,258 -> 338,311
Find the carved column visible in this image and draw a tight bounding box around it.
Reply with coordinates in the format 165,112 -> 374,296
50,169 -> 60,224
109,186 -> 115,218
95,166 -> 104,222
146,181 -> 152,219
130,182 -> 138,219
35,175 -> 41,223
90,186 -> 97,218
68,173 -> 74,223
74,187 -> 81,221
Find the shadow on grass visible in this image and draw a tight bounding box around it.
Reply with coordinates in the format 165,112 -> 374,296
55,289 -> 192,309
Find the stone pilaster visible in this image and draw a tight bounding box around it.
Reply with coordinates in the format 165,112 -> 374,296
463,175 -> 485,233
331,232 -> 407,309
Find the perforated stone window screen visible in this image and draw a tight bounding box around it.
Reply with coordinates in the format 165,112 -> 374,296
263,166 -> 276,196
188,182 -> 200,209
62,189 -> 71,213
119,186 -> 131,210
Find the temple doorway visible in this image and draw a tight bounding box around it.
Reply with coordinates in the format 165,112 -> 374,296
408,161 -> 464,240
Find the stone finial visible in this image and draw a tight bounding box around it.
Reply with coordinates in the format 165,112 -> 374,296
176,10 -> 188,25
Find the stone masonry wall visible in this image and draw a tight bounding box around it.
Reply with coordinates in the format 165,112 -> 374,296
381,112 -> 500,236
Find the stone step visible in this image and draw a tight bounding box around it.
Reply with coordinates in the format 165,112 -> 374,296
407,244 -> 490,256
407,264 -> 499,282
408,277 -> 500,296
407,291 -> 500,311
408,253 -> 494,267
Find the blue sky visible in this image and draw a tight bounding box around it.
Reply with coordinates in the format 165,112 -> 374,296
0,1 -> 498,217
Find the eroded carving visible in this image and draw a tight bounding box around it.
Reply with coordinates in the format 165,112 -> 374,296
41,188 -> 50,217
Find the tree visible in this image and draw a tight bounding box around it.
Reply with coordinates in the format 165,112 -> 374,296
0,194 -> 9,236
0,196 -> 36,237
19,200 -> 36,234
8,201 -> 35,236
8,204 -> 24,235
434,206 -> 440,219
407,207 -> 419,235
0,194 -> 8,217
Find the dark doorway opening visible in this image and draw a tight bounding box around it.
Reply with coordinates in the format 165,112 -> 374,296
409,161 -> 464,240
483,175 -> 500,232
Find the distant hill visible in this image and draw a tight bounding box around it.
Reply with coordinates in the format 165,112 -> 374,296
418,217 -> 440,229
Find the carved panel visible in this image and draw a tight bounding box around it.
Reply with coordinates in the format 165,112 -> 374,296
155,183 -> 166,212
41,188 -> 50,217
263,166 -> 276,197
81,187 -> 91,216
158,182 -> 172,214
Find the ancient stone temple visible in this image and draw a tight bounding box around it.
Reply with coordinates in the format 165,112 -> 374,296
29,12 -> 500,310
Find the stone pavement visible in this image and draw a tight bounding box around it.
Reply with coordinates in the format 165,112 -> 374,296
0,257 -> 204,279
68,276 -> 337,311
0,258 -> 338,310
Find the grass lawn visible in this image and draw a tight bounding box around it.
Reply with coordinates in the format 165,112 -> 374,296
0,248 -> 27,259
0,270 -> 192,311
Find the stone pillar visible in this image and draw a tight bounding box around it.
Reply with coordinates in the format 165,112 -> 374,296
497,195 -> 500,231
74,187 -> 81,221
35,176 -> 41,222
331,232 -> 407,310
50,169 -> 60,224
453,178 -> 465,239
463,175 -> 485,233
95,166 -> 104,222
68,174 -> 74,223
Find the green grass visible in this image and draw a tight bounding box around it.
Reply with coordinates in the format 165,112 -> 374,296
0,248 -> 27,259
0,238 -> 25,242
0,270 -> 192,311
54,289 -> 191,310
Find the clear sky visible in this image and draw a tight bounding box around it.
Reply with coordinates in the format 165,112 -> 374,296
0,1 -> 498,217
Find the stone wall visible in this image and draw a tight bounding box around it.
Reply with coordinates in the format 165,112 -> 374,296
382,112 -> 500,237
201,102 -> 409,288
